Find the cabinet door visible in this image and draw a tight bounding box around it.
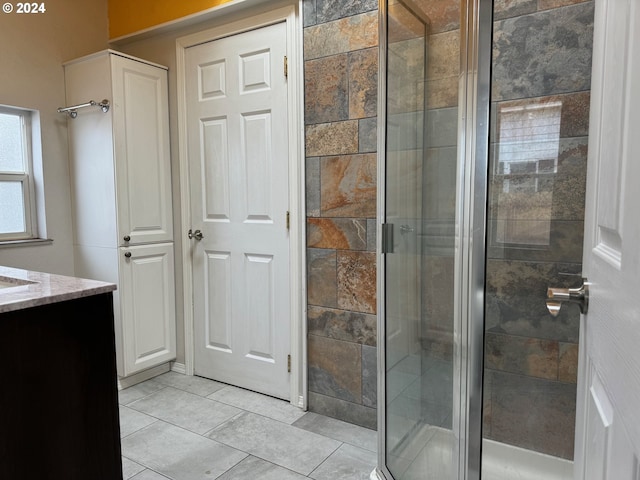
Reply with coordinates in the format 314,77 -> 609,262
119,243 -> 176,376
111,54 -> 173,246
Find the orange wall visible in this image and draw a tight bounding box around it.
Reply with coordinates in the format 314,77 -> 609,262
108,0 -> 233,38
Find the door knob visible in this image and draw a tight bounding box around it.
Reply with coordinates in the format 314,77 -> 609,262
546,278 -> 589,316
188,229 -> 204,241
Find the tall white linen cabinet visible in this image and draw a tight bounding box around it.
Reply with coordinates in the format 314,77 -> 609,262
65,50 -> 176,380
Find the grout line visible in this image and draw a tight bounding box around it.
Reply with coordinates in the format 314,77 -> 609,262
119,417 -> 160,440
214,451 -> 251,480
151,380 -> 229,399
119,384 -> 169,406
307,441 -> 344,478
137,467 -> 172,480
201,411 -> 246,440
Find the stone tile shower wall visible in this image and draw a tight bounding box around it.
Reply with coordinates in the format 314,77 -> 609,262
301,0 -> 593,447
303,0 -> 379,429
484,0 -> 594,459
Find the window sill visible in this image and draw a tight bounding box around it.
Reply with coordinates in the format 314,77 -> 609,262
0,238 -> 53,249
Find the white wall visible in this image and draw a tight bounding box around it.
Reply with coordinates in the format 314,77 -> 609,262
0,0 -> 108,275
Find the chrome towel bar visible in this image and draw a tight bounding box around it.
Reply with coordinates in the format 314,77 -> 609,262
57,99 -> 110,118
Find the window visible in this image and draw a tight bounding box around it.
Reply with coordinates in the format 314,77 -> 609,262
496,101 -> 561,194
0,106 -> 38,240
493,101 -> 563,247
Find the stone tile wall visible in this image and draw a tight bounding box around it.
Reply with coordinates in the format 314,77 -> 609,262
302,0 -> 594,446
303,0 -> 379,429
484,0 -> 594,459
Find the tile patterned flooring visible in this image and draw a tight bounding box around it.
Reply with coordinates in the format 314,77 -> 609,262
119,372 -> 377,480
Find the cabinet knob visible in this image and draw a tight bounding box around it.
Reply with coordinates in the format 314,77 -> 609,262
124,251 -> 132,258
123,235 -> 131,242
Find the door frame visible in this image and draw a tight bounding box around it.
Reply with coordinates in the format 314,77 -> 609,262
175,1 -> 307,408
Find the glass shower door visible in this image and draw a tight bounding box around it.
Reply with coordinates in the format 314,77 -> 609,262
480,0 -> 593,478
380,0 -> 586,478
381,0 -> 462,478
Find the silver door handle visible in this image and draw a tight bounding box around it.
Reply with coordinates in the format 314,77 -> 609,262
399,224 -> 415,235
188,229 -> 204,241
546,278 -> 589,316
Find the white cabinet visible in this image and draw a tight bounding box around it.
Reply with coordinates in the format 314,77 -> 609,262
118,243 -> 176,376
111,54 -> 173,246
65,50 -> 176,378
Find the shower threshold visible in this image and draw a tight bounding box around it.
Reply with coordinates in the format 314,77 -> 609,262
373,426 -> 572,480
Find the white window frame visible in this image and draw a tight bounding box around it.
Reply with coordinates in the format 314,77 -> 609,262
0,106 -> 38,241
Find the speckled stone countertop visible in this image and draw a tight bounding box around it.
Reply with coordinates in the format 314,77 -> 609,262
0,266 -> 116,314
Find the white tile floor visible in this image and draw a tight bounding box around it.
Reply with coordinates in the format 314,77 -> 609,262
119,371 -> 377,480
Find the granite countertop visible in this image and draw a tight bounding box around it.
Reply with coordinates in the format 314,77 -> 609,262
0,266 -> 116,314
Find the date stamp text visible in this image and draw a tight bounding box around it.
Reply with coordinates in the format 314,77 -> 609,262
3,3 -> 47,14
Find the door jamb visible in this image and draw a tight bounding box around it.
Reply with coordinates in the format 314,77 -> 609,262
175,2 -> 307,408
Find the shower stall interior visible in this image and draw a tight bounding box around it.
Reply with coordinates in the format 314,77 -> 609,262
377,0 -> 593,478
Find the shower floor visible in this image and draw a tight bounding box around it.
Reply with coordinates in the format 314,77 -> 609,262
482,439 -> 573,480
384,423 -> 572,480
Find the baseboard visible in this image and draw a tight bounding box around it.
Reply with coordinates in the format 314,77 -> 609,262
171,362 -> 186,374
117,363 -> 171,390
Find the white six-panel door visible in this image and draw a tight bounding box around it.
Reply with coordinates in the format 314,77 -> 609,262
186,21 -> 291,399
575,0 -> 640,478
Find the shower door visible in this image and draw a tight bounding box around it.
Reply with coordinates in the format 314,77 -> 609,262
378,0 -> 490,479
379,0 -> 595,478
382,1 -> 446,476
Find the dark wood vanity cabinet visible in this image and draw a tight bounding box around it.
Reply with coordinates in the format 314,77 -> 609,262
0,292 -> 122,479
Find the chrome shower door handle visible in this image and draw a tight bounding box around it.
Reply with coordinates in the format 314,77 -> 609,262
188,229 -> 204,241
546,278 -> 589,316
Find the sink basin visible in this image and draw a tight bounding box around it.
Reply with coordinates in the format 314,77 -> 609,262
0,276 -> 36,290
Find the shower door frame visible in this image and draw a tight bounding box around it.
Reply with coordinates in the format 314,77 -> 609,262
375,0 -> 493,478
